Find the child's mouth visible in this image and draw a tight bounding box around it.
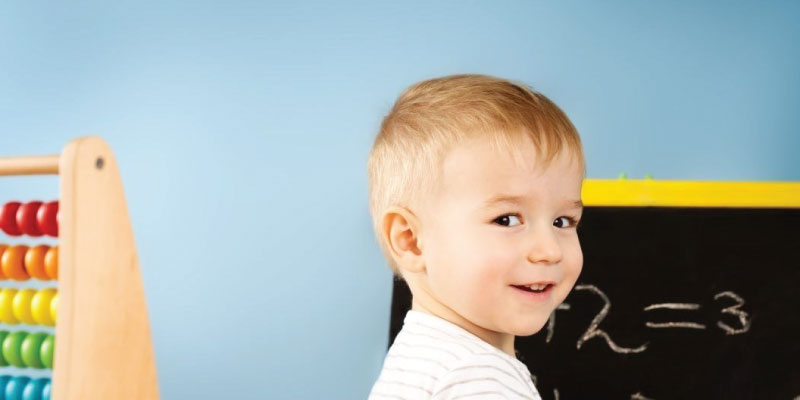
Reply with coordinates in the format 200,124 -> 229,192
512,284 -> 552,293
511,283 -> 554,300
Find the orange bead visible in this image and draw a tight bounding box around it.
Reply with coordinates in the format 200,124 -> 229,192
1,245 -> 29,281
24,245 -> 50,280
44,246 -> 58,280
0,245 -> 7,280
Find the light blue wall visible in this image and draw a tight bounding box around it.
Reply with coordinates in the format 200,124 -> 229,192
1,1 -> 798,398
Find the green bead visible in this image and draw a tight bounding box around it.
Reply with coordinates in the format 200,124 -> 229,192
21,332 -> 47,368
40,334 -> 55,369
2,331 -> 27,368
0,331 -> 8,367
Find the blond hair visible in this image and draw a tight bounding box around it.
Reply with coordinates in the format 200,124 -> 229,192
367,74 -> 585,274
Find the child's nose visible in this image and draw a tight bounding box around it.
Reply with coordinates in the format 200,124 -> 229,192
526,224 -> 563,265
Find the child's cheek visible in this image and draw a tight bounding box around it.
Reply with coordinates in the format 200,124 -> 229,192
469,234 -> 518,280
564,239 -> 584,284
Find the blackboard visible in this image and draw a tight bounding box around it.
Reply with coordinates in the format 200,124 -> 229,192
388,204 -> 800,399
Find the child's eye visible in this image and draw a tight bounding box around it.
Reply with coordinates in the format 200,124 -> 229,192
554,216 -> 580,229
493,214 -> 522,227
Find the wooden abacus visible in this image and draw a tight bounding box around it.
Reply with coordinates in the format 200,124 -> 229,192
0,137 -> 159,399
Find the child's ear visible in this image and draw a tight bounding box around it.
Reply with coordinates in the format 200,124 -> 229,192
381,206 -> 425,274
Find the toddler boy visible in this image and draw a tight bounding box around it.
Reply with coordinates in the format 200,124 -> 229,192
367,74 -> 586,399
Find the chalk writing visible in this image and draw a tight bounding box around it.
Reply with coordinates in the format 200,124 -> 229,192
545,303 -> 570,343
545,284 -> 752,353
574,284 -> 649,354
714,291 -> 751,335
644,302 -> 706,330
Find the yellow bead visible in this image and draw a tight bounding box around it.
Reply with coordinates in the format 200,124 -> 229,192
32,288 -> 57,326
0,289 -> 18,324
51,294 -> 58,324
13,288 -> 36,325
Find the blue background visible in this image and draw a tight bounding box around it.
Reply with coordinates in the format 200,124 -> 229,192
0,1 -> 798,398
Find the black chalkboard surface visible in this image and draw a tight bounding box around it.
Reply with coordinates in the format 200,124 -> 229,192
388,206 -> 800,400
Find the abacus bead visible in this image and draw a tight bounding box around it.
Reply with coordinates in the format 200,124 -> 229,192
16,202 -> 42,237
23,246 -> 49,281
5,376 -> 30,400
31,289 -> 56,326
41,380 -> 50,400
39,335 -> 54,369
12,289 -> 36,325
35,201 -> 58,238
0,375 -> 10,398
22,378 -> 48,400
43,247 -> 57,281
21,332 -> 46,369
0,290 -> 19,325
0,245 -> 7,280
49,295 -> 57,325
2,331 -> 26,368
1,246 -> 30,281
0,202 -> 21,235
0,332 -> 8,366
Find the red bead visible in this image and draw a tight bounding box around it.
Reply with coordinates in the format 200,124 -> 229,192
16,201 -> 43,237
0,202 -> 22,236
36,201 -> 58,237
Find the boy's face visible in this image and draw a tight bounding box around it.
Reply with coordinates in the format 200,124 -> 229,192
416,135 -> 584,338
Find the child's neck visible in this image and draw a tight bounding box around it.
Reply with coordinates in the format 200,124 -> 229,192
411,298 -> 516,358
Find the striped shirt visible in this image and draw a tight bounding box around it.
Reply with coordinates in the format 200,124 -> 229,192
369,310 -> 541,400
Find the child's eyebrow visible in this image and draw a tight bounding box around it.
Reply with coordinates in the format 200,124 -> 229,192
480,194 -> 583,210
480,194 -> 527,208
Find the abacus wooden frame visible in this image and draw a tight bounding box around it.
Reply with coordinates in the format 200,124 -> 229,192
0,137 -> 159,400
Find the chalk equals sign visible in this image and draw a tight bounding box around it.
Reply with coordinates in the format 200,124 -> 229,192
643,303 -> 706,330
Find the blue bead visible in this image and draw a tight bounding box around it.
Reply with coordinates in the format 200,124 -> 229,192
0,376 -> 12,400
39,382 -> 49,400
22,378 -> 48,400
5,377 -> 30,400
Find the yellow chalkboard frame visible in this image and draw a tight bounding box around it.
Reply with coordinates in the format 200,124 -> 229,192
583,179 -> 800,208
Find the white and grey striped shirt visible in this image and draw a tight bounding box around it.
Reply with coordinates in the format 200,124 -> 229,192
369,310 -> 541,400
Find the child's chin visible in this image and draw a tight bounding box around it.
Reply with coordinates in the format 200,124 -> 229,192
509,318 -> 548,337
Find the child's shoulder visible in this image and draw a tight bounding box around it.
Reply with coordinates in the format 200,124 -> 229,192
428,351 -> 539,400
387,311 -> 488,369
369,311 -> 540,399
